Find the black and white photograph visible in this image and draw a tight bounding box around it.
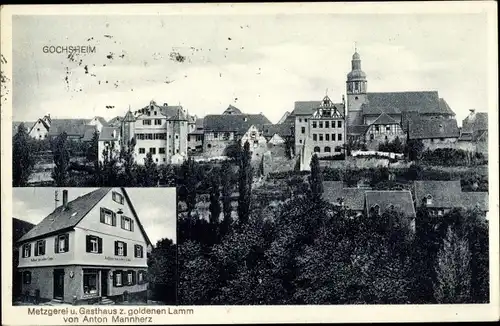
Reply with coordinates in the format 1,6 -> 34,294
1,2 -> 498,325
12,187 -> 177,306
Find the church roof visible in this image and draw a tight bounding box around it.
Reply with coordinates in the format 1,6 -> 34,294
361,91 -> 454,116
408,117 -> 460,140
370,112 -> 400,125
204,113 -> 272,134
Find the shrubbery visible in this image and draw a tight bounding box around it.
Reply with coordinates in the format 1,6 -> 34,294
421,148 -> 487,166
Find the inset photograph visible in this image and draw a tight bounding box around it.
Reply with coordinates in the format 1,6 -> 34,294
12,187 -> 177,306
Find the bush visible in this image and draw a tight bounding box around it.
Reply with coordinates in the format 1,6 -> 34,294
318,154 -> 345,161
421,148 -> 487,166
378,136 -> 404,153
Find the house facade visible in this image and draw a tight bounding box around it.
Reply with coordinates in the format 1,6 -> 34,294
364,113 -> 406,150
28,119 -> 50,140
16,188 -> 152,304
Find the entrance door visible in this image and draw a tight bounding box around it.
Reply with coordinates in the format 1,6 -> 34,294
101,270 -> 109,296
53,269 -> 65,300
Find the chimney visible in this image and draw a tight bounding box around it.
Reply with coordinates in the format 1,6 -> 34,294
63,190 -> 68,208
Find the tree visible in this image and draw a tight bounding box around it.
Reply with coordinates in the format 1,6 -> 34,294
13,123 -> 35,186
86,130 -> 99,167
52,132 -> 70,186
179,158 -> 198,217
148,238 -> 177,304
120,139 -> 138,186
434,227 -> 472,303
238,141 -> 253,224
405,139 -> 424,161
209,173 -> 222,225
308,154 -> 323,202
100,145 -> 120,186
140,151 -> 158,186
221,161 -> 233,236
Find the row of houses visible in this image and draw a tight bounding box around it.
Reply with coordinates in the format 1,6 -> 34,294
323,180 -> 489,223
14,50 -> 488,166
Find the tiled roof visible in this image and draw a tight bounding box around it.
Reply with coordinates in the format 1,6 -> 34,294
408,117 -> 460,140
168,107 -> 188,121
370,112 -> 400,125
27,119 -> 50,134
108,116 -> 124,127
262,123 -> 293,138
293,101 -> 321,115
99,126 -> 120,141
323,181 -> 366,211
347,125 -> 369,135
462,112 -> 488,133
414,180 -> 463,208
461,192 -> 488,211
365,190 -> 416,218
195,118 -> 204,129
47,119 -> 90,137
18,188 -> 111,243
223,105 -> 242,115
203,113 -> 272,134
92,116 -> 109,126
277,111 -> 290,124
82,125 -> 98,141
362,91 -> 453,116
134,101 -> 187,120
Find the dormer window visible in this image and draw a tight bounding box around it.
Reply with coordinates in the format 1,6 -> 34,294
112,191 -> 124,205
425,194 -> 433,206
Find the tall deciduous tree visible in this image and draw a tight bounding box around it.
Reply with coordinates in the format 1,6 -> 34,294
147,238 -> 177,304
308,154 -> 323,202
13,123 -> 35,186
52,132 -> 70,186
141,151 -> 158,186
209,172 -> 222,225
238,141 -> 253,224
405,139 -> 424,161
221,161 -> 233,236
179,157 -> 198,217
434,227 -> 472,303
120,138 -> 138,186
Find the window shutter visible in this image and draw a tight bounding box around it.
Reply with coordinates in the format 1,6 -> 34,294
121,271 -> 127,285
55,236 -> 59,253
98,237 -> 103,253
41,240 -> 46,255
130,220 -> 134,232
112,271 -> 117,286
140,245 -> 143,258
136,271 -> 141,284
28,244 -> 31,257
34,243 -> 39,256
86,235 -> 91,252
132,271 -> 136,285
123,243 -> 127,256
114,241 -> 118,255
121,216 -> 125,229
64,234 -> 69,252
100,208 -> 105,223
112,212 -> 117,226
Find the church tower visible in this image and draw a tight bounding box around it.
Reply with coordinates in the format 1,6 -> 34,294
122,108 -> 136,150
346,48 -> 368,126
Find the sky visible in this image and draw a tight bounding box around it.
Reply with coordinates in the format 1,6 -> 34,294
11,13 -> 490,125
12,187 -> 177,245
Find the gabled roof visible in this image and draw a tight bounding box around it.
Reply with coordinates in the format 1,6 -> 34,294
91,116 -> 109,126
293,101 -> 321,115
47,119 -> 89,137
323,181 -> 366,211
462,111 -> 488,133
108,116 -> 124,127
461,192 -> 488,212
17,188 -> 152,247
408,117 -> 460,139
82,125 -> 98,141
365,190 -> 416,218
134,101 -> 187,121
277,111 -> 290,124
18,188 -> 111,243
362,91 -> 454,116
414,180 -> 463,208
347,125 -> 369,135
203,113 -> 272,134
223,105 -> 242,115
168,107 -> 188,121
262,123 -> 293,138
99,126 -> 120,141
28,119 -> 50,134
370,112 -> 400,125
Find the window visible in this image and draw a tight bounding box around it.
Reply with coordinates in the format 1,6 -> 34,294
114,271 -> 123,287
324,146 -> 331,153
23,271 -> 31,284
142,119 -> 151,125
312,121 -> 317,128
425,195 -> 433,206
35,240 -> 46,256
301,127 -> 305,134
154,119 -> 162,125
440,138 -> 445,141
100,208 -> 116,226
115,241 -> 127,256
214,132 -> 218,139
319,122 -> 323,128
305,119 -> 308,122
139,148 -> 145,154
138,270 -> 145,284
22,244 -> 31,258
127,271 -> 133,285
386,125 -> 391,132
121,216 -> 134,231
338,133 -> 342,141
175,135 -> 179,139
338,121 -> 342,128
299,118 -> 302,123
149,148 -> 156,154
154,111 -> 157,115
375,125 -> 380,132
335,147 -> 342,153
385,136 -> 388,140
299,140 -> 302,144
55,234 -> 69,253
146,133 -> 153,140
159,147 -> 166,154
325,134 -> 330,141
112,191 -> 124,205
37,128 -> 40,131
319,134 -> 324,141
314,146 -> 321,153
313,134 -> 317,141
135,244 -> 144,258
325,121 -> 330,128
370,134 -> 374,140
83,270 -> 98,295
332,133 -> 336,141
86,235 -> 102,254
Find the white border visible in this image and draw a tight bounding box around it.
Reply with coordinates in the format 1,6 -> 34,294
1,2 -> 499,325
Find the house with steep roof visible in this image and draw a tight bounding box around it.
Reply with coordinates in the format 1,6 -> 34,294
203,106 -> 272,156
364,112 -> 406,150
188,117 -> 204,154
47,119 -> 94,140
263,123 -> 294,145
408,117 -> 460,150
16,188 -> 152,304
87,116 -> 109,133
458,109 -> 488,155
28,118 -> 51,140
414,180 -> 463,217
323,181 -> 365,215
98,126 -> 121,162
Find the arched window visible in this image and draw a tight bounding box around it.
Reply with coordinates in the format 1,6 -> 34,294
324,146 -> 331,153
314,146 -> 321,153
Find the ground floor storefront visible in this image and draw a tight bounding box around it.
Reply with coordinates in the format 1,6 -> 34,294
17,265 -> 148,304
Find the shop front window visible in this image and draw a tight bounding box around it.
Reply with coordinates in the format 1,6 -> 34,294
83,271 -> 98,295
